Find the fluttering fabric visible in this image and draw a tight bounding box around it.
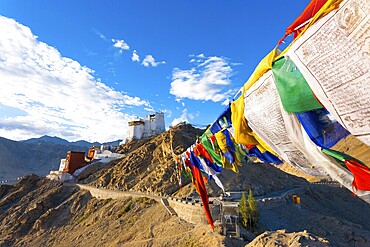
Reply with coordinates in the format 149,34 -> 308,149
214,129 -> 242,173
209,121 -> 222,135
277,0 -> 328,45
344,160 -> 370,192
200,131 -> 224,167
243,48 -> 279,93
197,156 -> 225,193
188,152 -> 214,230
321,148 -> 370,192
296,0 -> 343,40
231,95 -> 259,146
296,109 -> 350,149
272,57 -> 323,113
217,105 -> 232,128
209,105 -> 232,134
224,129 -> 236,153
196,145 -> 223,173
321,148 -> 367,167
247,147 -> 283,164
244,70 -> 317,173
174,0 -> 369,232
194,142 -> 214,164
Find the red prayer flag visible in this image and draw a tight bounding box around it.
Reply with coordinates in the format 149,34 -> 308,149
344,160 -> 370,192
277,0 -> 327,45
187,158 -> 214,230
194,143 -> 214,164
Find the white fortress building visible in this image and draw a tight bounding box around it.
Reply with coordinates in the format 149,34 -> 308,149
126,112 -> 165,141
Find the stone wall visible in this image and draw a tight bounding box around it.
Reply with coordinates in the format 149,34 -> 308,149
75,184 -> 220,225
168,198 -> 220,225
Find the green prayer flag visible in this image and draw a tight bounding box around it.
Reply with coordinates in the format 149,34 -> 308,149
200,133 -> 223,167
322,148 -> 367,167
272,57 -> 323,113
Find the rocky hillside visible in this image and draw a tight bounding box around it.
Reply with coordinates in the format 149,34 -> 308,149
256,184 -> 370,246
79,124 -> 310,198
0,175 -> 224,247
246,230 -> 331,247
80,124 -> 204,196
1,124 -> 370,247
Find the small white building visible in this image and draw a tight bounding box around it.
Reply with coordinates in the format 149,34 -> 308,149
47,148 -> 124,182
126,112 -> 165,141
59,159 -> 66,171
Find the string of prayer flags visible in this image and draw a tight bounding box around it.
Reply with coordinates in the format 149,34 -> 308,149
286,0 -> 370,146
209,105 -> 232,134
173,0 -> 370,231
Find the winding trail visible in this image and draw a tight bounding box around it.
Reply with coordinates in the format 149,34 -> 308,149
68,183 -> 307,203
64,183 -> 180,216
69,183 -> 164,201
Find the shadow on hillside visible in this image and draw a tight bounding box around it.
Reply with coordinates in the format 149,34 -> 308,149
206,161 -> 309,197
223,236 -> 248,247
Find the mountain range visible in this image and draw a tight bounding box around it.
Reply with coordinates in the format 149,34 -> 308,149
21,135 -> 122,148
0,135 -> 122,181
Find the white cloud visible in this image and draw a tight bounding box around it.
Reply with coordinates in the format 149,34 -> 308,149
170,55 -> 235,102
144,106 -> 155,112
163,109 -> 172,118
171,109 -> 188,126
132,50 -> 140,62
186,110 -> 200,121
221,99 -> 230,106
142,55 -> 166,67
0,16 -> 151,142
112,38 -> 130,53
174,98 -> 185,107
93,29 -> 108,41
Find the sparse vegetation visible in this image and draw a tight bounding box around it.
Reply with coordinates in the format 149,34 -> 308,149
117,200 -> 133,218
238,192 -> 249,228
248,189 -> 259,228
77,215 -> 88,224
123,201 -> 133,213
137,196 -> 149,205
239,189 -> 259,230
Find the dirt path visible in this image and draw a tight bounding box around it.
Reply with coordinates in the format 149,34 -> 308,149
69,182 -> 309,205
65,183 -> 164,201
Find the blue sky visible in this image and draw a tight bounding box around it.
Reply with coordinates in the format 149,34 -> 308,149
0,0 -> 310,142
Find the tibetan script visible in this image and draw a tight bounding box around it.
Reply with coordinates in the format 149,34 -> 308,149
244,71 -> 320,175
288,0 -> 370,146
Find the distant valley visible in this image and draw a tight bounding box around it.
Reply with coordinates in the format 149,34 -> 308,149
0,136 -> 121,181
